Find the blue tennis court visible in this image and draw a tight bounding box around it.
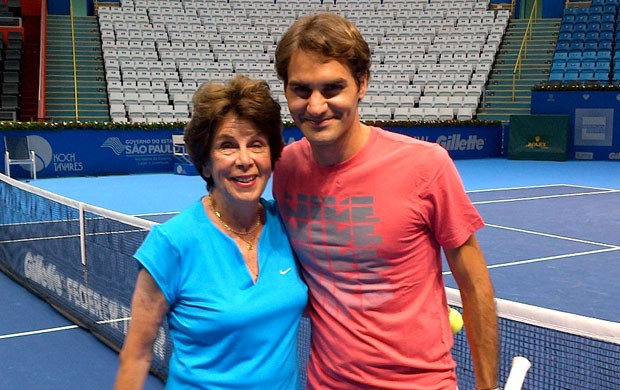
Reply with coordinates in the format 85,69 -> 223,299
1,158 -> 619,389
446,184 -> 620,321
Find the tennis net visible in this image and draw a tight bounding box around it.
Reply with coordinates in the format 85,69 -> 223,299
1,173 -> 619,388
447,288 -> 620,389
0,173 -> 171,379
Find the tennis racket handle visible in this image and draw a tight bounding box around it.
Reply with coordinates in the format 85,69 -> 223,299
504,356 -> 532,390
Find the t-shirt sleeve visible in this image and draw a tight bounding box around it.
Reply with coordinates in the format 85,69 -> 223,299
422,148 -> 484,249
134,224 -> 181,304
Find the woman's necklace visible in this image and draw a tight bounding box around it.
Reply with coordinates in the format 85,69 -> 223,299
208,194 -> 261,251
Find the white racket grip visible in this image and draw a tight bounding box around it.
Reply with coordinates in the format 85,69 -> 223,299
504,356 -> 531,390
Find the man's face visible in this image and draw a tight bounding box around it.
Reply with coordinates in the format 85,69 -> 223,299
284,50 -> 368,163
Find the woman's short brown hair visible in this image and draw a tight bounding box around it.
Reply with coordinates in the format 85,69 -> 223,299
184,75 -> 284,190
275,12 -> 371,88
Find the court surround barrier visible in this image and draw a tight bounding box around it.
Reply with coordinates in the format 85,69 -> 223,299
508,115 -> 570,161
2,118 -> 615,180
0,124 -> 503,179
1,172 -> 619,388
531,89 -> 620,161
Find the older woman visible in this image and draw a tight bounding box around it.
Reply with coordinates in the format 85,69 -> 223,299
115,75 -> 307,390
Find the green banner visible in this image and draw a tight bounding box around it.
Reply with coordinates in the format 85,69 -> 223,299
508,115 -> 570,161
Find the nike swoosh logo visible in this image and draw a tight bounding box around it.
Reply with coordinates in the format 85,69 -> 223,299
280,267 -> 292,275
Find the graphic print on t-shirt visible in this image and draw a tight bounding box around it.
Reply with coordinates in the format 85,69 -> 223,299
280,192 -> 394,317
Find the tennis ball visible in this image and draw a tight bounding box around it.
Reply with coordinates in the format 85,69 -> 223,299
449,308 -> 464,334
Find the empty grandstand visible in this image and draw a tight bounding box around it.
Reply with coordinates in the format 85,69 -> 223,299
96,0 -> 510,123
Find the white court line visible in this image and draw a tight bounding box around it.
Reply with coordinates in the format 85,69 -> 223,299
0,324 -> 79,340
467,184 -> 573,193
0,317 -> 132,340
472,189 -> 619,205
443,222 -> 620,275
485,223 -> 620,249
563,184 -> 619,191
98,317 -> 131,325
467,183 -> 617,193
133,211 -> 178,218
486,247 -> 620,270
0,234 -> 80,245
0,229 -> 146,245
443,247 -> 620,275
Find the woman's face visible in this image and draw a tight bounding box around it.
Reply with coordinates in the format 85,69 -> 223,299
203,113 -> 272,210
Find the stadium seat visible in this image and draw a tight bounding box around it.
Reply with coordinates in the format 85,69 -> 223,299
600,31 -> 614,42
564,69 -> 580,81
456,107 -> 474,121
423,107 -> 440,121
126,102 -> 143,115
572,31 -> 586,42
569,41 -> 585,52
581,60 -> 596,72
597,49 -> 612,61
579,71 -> 595,80
108,92 -> 124,105
582,49 -> 599,62
594,70 -> 609,83
452,84 -> 468,96
462,96 -> 479,109
559,23 -> 574,33
599,40 -> 613,52
596,60 -> 610,70
5,49 -> 21,61
2,82 -> 18,95
589,13 -> 603,23
173,104 -> 190,120
418,95 -> 434,108
551,62 -> 567,72
1,94 -> 18,110
434,96 -> 450,108
0,108 -> 17,121
109,104 -> 126,121
549,71 -> 564,81
567,51 -> 583,62
438,107 -> 454,121
601,22 -> 614,33
408,107 -> 425,121
558,31 -> 572,44
376,107 -> 392,121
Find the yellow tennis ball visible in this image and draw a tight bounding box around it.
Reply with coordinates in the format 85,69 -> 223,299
449,308 -> 464,334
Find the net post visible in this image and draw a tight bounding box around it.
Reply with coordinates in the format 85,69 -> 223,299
79,202 -> 86,267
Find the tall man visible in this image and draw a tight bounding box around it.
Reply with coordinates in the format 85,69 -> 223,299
273,12 -> 499,390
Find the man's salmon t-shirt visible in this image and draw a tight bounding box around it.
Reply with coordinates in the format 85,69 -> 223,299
273,127 -> 484,390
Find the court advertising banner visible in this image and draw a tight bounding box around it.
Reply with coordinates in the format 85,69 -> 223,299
284,125 -> 503,160
1,125 -> 502,179
507,115 -> 570,161
531,91 -> 620,160
1,129 -> 183,179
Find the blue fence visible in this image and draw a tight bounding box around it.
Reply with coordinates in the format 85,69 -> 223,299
1,125 -> 503,179
1,129 -> 183,178
531,90 -> 620,160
